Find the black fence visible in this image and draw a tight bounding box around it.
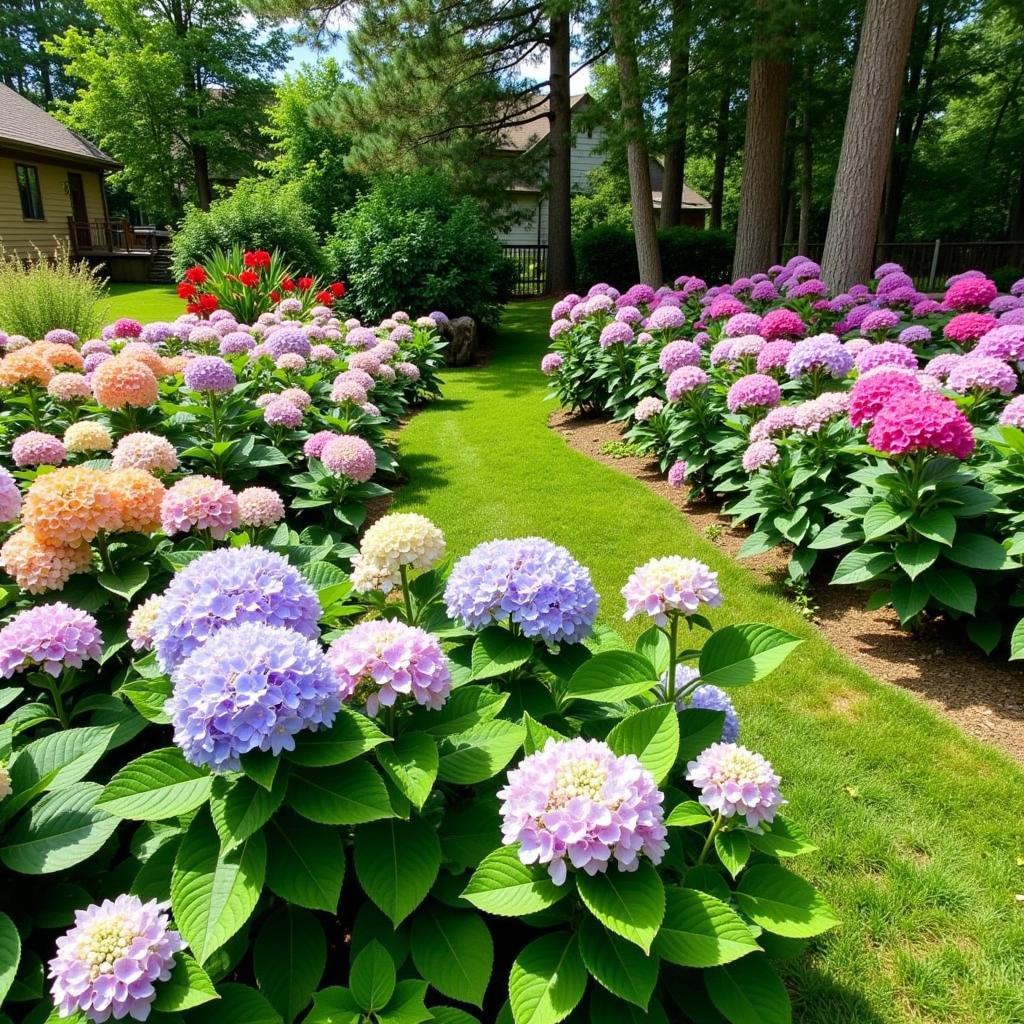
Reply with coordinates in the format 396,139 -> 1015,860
502,244 -> 548,297
779,240 -> 1024,291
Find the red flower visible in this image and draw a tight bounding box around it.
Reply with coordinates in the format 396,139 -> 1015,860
298,276 -> 314,290
184,266 -> 207,285
186,293 -> 219,316
177,282 -> 197,299
243,249 -> 271,269
330,281 -> 345,297
270,290 -> 281,302
238,270 -> 259,287
280,276 -> 295,292
315,290 -> 333,304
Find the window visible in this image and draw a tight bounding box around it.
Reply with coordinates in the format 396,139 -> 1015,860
15,164 -> 44,220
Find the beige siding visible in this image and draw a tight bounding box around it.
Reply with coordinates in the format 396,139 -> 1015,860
569,124 -> 606,191
498,194 -> 546,246
0,157 -> 104,257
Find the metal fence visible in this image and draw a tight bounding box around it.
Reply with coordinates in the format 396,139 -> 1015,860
779,240 -> 1024,291
502,244 -> 548,297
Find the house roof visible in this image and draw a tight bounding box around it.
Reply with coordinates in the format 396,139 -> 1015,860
652,188 -> 712,211
497,94 -> 590,153
0,84 -> 120,170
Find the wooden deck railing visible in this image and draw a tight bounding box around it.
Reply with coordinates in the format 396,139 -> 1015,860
67,218 -> 170,256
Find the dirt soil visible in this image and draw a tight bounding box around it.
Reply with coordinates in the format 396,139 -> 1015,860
551,409 -> 1024,765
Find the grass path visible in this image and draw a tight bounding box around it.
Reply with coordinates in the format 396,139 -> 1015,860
104,283 -> 180,322
394,301 -> 1024,1024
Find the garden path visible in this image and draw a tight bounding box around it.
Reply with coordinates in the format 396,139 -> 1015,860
392,299 -> 1024,1024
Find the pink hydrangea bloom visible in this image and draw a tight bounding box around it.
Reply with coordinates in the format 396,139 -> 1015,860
944,277 -> 998,311
867,391 -> 975,459
726,373 -> 781,414
541,352 -> 564,374
160,476 -> 240,539
943,312 -> 998,344
854,342 -> 918,373
634,396 -> 664,421
303,430 -> 339,458
237,486 -> 286,528
686,742 -> 785,829
742,439 -> 780,472
621,556 -> 723,626
946,357 -> 1016,396
999,395 -> 1024,427
667,460 -> 687,488
659,340 -> 702,373
321,435 -> 376,482
666,366 -> 708,401
755,340 -> 794,373
849,369 -> 922,426
759,308 -> 806,340
12,431 -> 65,467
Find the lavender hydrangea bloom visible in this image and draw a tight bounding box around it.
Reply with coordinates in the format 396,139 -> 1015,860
0,603 -> 102,678
444,537 -> 598,645
621,556 -> 723,626
999,395 -> 1024,427
667,460 -> 688,488
659,340 -> 702,373
326,620 -> 451,715
686,742 -> 785,828
48,894 -> 186,1023
898,325 -> 932,345
0,466 -> 21,522
647,305 -> 686,331
498,737 -> 668,885
974,326 -> 1024,362
854,343 -> 918,373
742,440 -> 781,472
182,355 -> 236,393
152,546 -> 321,673
724,312 -> 763,337
785,334 -> 853,379
166,621 -> 338,771
599,321 -> 634,347
861,309 -> 902,334
690,685 -> 740,742
264,328 -> 312,360
946,357 -> 1017,396
727,373 -> 781,414
755,340 -> 795,373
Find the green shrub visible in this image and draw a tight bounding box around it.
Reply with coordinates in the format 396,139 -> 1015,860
327,172 -> 512,327
170,178 -> 327,279
0,244 -> 106,339
574,225 -> 734,290
991,264 -> 1023,294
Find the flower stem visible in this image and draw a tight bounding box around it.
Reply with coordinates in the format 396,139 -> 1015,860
697,813 -> 725,865
665,613 -> 680,703
399,564 -> 415,623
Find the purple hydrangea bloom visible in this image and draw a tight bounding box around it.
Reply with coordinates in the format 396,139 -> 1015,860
946,357 -> 1017,396
219,331 -> 255,355
666,365 -> 709,401
861,309 -> 902,334
690,685 -> 740,742
12,431 -> 65,467
727,373 -> 782,414
621,556 -> 722,626
667,460 -> 687,488
0,466 -> 21,522
875,271 -> 914,294
750,281 -> 778,302
785,334 -> 854,379
686,742 -> 784,828
912,299 -> 943,316
1000,308 -> 1024,326
599,321 -> 634,347
974,325 -> 1024,362
999,395 -> 1024,427
45,329 -> 79,346
166,621 -> 338,771
264,328 -> 312,359
855,342 -> 918,373
152,546 -> 321,673
326,620 -> 451,715
899,325 -> 932,345
497,737 -> 668,885
541,352 -> 564,374
621,284 -> 656,306
182,355 -> 236,393
742,439 -> 781,472
755,340 -> 795,373
787,278 -> 827,299
659,340 -> 702,373
48,894 -> 185,1023
444,537 -> 598,645
874,261 -> 904,279
0,603 -> 102,678
647,305 -> 686,331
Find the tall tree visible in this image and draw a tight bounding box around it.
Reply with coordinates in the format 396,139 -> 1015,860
660,0 -> 691,227
50,0 -> 285,219
547,5 -> 574,292
821,0 -> 919,291
608,0 -> 662,284
732,1 -> 792,277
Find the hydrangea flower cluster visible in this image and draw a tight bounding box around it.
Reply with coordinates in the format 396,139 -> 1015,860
726,373 -> 781,414
110,433 -> 179,474
621,556 -> 723,626
848,369 -> 922,426
785,334 -> 853,380
321,435 -> 376,482
742,439 -> 781,472
854,342 -> 917,373
444,537 -> 598,644
498,737 -> 668,885
686,742 -> 784,828
946,357 -> 1017,396
160,476 -> 239,539
48,895 -> 185,1023
690,685 -> 741,743
659,339 -> 702,373
350,513 -> 446,593
666,366 -> 708,401
867,391 -> 976,459
326,620 -> 451,715
634,396 -> 665,421
0,603 -> 102,678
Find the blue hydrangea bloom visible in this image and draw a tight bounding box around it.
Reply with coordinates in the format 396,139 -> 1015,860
444,537 -> 598,645
690,684 -> 740,743
152,547 -> 321,673
785,334 -> 854,380
264,328 -> 312,360
166,621 -> 338,771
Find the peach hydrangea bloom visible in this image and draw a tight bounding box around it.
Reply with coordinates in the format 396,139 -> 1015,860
108,469 -> 166,534
0,529 -> 93,593
0,345 -> 55,387
21,466 -> 122,545
91,357 -> 159,409
120,342 -> 169,377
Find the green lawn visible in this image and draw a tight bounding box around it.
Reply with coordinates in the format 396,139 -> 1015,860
102,282 -> 181,322
393,300 -> 1024,1023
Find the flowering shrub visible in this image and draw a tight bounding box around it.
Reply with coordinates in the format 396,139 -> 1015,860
541,263 -> 1024,657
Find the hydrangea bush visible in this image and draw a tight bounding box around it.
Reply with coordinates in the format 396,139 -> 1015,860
541,264 -> 1024,657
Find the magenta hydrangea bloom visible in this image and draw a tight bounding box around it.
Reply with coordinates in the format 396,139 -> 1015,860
666,366 -> 708,401
755,340 -> 794,373
634,396 -> 664,421
303,430 -> 340,459
182,355 -> 236,393
48,894 -> 185,1023
785,334 -> 853,380
444,537 -> 598,644
0,602 -> 102,678
999,395 -> 1024,427
868,391 -> 975,459
944,277 -> 998,311
874,261 -> 904,279
498,737 -> 668,885
742,439 -> 780,472
160,476 -> 239,540
621,556 -> 722,626
946,357 -> 1017,396
540,352 -> 564,374
111,318 -> 143,339
848,368 -> 922,426
726,373 -> 781,414
167,621 -> 338,771
686,742 -> 784,828
326,620 -> 451,715
321,435 -> 376,482
860,309 -> 902,334
12,431 -> 66,468
667,460 -> 687,488
944,312 -> 998,344
855,342 -> 918,373
152,546 -> 321,673
759,308 -> 806,340
0,466 -> 21,522
659,339 -> 702,373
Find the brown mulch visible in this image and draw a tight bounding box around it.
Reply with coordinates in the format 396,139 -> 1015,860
551,409 -> 1024,765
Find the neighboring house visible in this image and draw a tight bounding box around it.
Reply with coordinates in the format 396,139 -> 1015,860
0,84 -> 166,280
495,94 -> 711,247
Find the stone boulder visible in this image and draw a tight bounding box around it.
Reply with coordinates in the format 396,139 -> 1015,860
444,316 -> 479,366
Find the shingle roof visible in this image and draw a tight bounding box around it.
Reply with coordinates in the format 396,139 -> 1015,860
0,84 -> 119,169
652,188 -> 712,211
497,94 -> 590,152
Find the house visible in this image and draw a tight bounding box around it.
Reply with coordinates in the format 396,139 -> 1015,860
0,84 -> 166,280
495,93 -> 711,248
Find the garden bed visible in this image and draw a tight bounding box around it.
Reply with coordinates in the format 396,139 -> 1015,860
552,408 -> 1024,762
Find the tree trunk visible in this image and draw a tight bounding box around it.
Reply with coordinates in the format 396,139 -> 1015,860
798,114 -> 812,254
1010,153 -> 1024,240
732,6 -> 792,277
660,0 -> 691,228
609,0 -> 662,285
546,8 -> 573,294
710,85 -> 730,230
192,145 -> 213,210
821,0 -> 919,292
